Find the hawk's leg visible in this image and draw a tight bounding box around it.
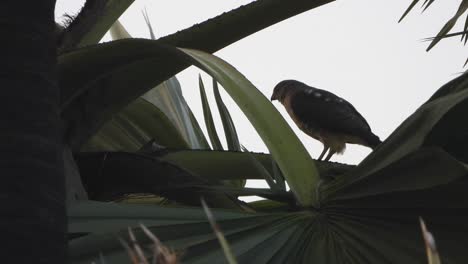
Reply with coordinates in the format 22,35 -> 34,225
324,150 -> 336,161
318,145 -> 329,161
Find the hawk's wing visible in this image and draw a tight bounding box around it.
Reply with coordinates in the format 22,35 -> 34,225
289,88 -> 373,138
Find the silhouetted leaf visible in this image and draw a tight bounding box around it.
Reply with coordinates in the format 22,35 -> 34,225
426,0 -> 468,51
400,0 -> 468,51
81,98 -> 188,151
398,0 -> 420,23
74,0 -> 135,48
158,150 -> 353,182
75,152 -> 241,209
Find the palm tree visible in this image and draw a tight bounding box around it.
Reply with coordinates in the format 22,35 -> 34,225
0,0 -> 65,263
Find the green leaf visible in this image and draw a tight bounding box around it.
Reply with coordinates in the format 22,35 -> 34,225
241,146 -> 280,191
201,186 -> 293,203
199,75 -> 223,150
157,0 -> 334,53
213,79 -> 241,151
425,72 -> 468,103
78,0 -> 135,47
109,20 -> 131,39
142,77 -> 210,149
327,148 -> 468,201
57,0 -> 135,52
179,48 -> 320,207
110,21 -> 210,150
325,149 -> 468,263
201,199 -> 238,264
59,40 -> 193,149
248,199 -> 290,213
68,201 -> 312,264
160,150 -> 279,181
199,76 -> 246,188
189,110 -> 213,149
271,157 -> 286,191
75,151 -> 242,209
158,150 -> 353,182
82,98 -> 189,151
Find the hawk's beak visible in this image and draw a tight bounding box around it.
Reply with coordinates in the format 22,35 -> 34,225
270,94 -> 276,101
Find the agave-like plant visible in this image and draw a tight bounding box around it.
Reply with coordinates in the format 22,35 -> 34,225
55,0 -> 468,263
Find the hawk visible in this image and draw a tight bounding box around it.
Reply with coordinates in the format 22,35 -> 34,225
271,80 -> 381,161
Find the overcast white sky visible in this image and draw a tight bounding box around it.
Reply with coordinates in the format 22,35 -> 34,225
56,0 -> 466,165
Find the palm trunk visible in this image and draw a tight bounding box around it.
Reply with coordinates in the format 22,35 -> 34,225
0,1 -> 65,263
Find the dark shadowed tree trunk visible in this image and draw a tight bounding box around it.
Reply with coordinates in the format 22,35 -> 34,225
0,0 -> 66,263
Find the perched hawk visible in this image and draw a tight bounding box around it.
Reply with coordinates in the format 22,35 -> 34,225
271,80 -> 381,161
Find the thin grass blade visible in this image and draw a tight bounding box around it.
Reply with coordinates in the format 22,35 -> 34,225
142,9 -> 156,40
201,198 -> 238,264
119,238 -> 139,264
419,218 -> 441,264
128,227 -> 149,264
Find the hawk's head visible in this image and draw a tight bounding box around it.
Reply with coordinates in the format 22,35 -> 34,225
271,79 -> 305,102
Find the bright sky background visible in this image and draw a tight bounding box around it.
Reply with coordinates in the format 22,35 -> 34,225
56,0 -> 466,165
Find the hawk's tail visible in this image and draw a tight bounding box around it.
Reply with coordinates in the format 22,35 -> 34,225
365,133 -> 382,149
